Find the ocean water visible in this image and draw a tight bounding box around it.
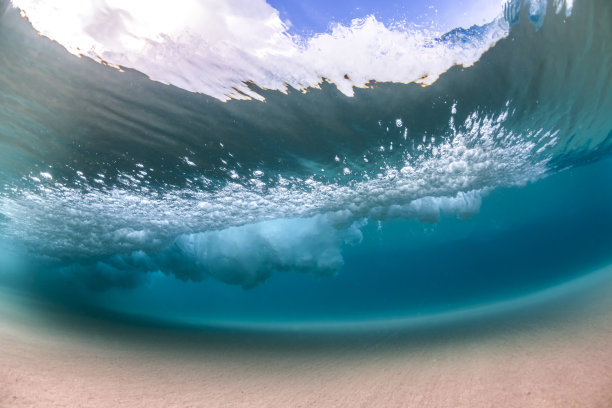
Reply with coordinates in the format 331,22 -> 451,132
0,0 -> 611,330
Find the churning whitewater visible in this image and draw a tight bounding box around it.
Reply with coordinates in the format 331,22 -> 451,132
0,0 -> 611,323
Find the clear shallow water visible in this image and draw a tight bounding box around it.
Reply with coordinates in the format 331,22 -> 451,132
0,0 -> 611,330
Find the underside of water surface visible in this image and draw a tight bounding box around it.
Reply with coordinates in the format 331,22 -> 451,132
0,0 -> 611,330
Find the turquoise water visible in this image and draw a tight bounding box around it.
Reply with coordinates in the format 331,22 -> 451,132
1,0 -> 611,329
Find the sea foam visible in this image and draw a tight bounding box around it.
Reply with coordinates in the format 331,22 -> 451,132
10,0 -> 574,101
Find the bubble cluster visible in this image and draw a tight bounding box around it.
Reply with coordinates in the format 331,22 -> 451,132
0,107 -> 558,288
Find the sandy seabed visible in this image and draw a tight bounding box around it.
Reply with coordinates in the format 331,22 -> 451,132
1,268 -> 612,408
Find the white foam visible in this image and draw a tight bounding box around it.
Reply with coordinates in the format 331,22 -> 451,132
10,0 -> 513,101
10,0 -> 576,101
44,190 -> 488,289
167,215 -> 364,287
0,104 -> 561,287
0,107 -> 558,261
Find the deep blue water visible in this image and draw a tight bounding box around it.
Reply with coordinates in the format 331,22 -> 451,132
0,0 -> 611,330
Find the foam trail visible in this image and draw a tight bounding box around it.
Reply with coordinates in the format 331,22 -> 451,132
1,107 -> 555,259
54,190 -> 485,290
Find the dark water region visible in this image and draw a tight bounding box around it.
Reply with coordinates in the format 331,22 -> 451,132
0,0 -> 612,330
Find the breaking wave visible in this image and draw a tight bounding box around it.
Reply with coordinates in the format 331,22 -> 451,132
0,0 -> 611,316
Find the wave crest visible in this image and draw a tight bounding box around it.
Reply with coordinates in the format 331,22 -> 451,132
10,0 -> 571,101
